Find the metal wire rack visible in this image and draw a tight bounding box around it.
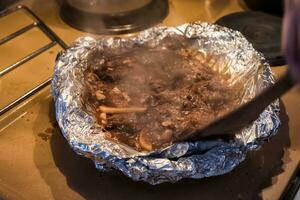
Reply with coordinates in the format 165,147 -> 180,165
0,5 -> 67,115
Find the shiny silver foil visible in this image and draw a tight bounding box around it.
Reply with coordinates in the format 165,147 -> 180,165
52,22 -> 280,185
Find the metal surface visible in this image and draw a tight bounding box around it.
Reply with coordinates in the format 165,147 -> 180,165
52,24 -> 280,184
0,0 -> 299,199
0,5 -> 67,116
0,78 -> 51,117
0,42 -> 55,77
60,0 -> 169,34
281,164 -> 300,200
0,23 -> 35,45
0,89 -> 295,200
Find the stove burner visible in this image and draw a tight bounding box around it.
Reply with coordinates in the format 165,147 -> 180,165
216,11 -> 285,66
243,0 -> 283,17
60,0 -> 168,35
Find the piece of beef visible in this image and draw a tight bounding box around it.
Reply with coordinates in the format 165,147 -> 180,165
84,36 -> 240,151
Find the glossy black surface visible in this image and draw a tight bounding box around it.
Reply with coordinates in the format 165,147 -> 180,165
243,0 -> 283,17
216,11 -> 285,66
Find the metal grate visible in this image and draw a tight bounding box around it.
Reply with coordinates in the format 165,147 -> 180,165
0,5 -> 67,115
280,163 -> 300,200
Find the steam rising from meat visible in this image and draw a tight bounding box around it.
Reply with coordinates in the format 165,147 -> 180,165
85,35 -> 240,151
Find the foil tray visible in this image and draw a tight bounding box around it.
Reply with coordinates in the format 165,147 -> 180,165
51,22 -> 280,185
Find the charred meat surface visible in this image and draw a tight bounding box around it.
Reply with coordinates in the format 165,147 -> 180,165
84,36 -> 240,151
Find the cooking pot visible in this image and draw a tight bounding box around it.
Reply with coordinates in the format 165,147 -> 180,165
244,0 -> 283,16
59,0 -> 168,34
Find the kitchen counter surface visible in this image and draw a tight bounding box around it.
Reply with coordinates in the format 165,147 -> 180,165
0,1 -> 299,200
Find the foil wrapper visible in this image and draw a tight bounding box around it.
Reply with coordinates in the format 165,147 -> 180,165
52,22 -> 280,185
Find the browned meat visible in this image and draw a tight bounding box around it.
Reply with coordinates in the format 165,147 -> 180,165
84,35 -> 241,151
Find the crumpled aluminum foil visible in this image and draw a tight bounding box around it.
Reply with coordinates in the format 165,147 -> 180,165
51,22 -> 280,185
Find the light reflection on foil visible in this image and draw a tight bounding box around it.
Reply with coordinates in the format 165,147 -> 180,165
52,22 -> 280,185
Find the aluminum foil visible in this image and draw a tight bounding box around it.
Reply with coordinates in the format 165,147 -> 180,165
51,22 -> 280,185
